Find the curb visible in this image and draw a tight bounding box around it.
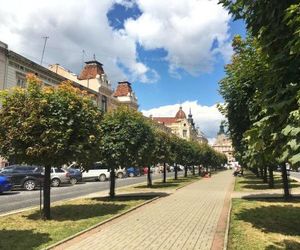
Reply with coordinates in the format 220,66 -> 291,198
211,175 -> 235,250
223,199 -> 232,250
46,196 -> 161,250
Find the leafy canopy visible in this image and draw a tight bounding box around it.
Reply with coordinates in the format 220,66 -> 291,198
0,74 -> 102,167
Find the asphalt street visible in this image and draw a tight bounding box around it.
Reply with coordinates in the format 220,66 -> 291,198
0,172 -> 182,215
290,171 -> 300,180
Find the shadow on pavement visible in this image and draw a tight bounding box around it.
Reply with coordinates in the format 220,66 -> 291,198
0,229 -> 50,250
241,194 -> 300,200
93,192 -> 169,202
0,191 -> 20,196
266,240 -> 300,250
26,203 -> 126,221
236,204 -> 300,236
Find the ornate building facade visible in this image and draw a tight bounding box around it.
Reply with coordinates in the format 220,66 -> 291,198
49,62 -> 138,111
151,106 -> 207,143
0,41 -> 139,166
212,123 -> 235,163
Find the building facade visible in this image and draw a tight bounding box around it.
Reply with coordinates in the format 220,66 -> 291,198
0,41 -> 139,166
151,106 -> 207,143
212,123 -> 235,163
49,62 -> 138,112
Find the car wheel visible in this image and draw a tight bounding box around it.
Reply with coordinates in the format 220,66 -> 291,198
51,178 -> 61,187
23,179 -> 36,191
99,174 -> 106,182
70,178 -> 77,185
129,172 -> 134,177
117,172 -> 124,178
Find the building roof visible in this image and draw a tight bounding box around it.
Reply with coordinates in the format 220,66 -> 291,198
152,117 -> 178,124
175,106 -> 186,119
78,61 -> 105,80
113,81 -> 133,97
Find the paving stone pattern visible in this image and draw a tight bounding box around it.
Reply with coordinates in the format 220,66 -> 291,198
65,171 -> 234,250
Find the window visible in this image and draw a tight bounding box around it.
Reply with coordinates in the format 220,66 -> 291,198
101,95 -> 108,112
183,130 -> 187,137
16,73 -> 26,88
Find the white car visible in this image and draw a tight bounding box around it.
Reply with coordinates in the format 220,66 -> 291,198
68,162 -> 125,182
50,167 -> 71,187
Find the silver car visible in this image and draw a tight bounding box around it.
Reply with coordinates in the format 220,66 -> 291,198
51,167 -> 70,187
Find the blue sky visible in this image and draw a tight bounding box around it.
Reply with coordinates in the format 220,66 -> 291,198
0,0 -> 246,139
106,3 -> 246,110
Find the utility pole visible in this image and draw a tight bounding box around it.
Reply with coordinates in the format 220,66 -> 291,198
40,36 -> 49,65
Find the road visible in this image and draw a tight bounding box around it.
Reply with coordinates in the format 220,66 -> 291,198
290,171 -> 300,181
0,172 -> 182,215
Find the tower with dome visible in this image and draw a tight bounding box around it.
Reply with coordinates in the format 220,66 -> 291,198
151,106 -> 207,143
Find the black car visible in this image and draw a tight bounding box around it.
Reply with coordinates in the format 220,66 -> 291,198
0,165 -> 44,191
67,168 -> 82,185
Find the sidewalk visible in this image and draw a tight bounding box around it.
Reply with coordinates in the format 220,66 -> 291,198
53,171 -> 234,250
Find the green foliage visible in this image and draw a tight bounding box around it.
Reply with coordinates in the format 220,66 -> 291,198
0,74 -> 102,167
99,106 -> 155,168
219,0 -> 300,169
151,129 -> 172,165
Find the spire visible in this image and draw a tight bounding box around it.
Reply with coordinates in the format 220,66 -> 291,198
188,108 -> 192,118
218,121 -> 226,135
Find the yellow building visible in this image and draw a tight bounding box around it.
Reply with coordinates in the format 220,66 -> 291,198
212,123 -> 235,163
49,62 -> 138,112
151,106 -> 207,143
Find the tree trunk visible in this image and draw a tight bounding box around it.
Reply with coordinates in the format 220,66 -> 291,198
147,166 -> 152,187
163,162 -> 166,183
174,163 -> 178,180
192,165 -> 195,176
198,165 -> 201,176
259,166 -> 263,179
109,167 -> 115,198
42,166 -> 51,220
268,166 -> 274,188
184,166 -> 188,177
263,165 -> 268,183
254,167 -> 259,177
281,164 -> 291,200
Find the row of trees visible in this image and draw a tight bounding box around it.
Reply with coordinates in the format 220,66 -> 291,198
218,0 -> 300,199
0,74 -> 226,219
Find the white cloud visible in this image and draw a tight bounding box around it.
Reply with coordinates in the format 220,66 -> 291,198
124,0 -> 232,76
0,0 -> 156,85
142,100 -> 224,141
0,0 -> 233,83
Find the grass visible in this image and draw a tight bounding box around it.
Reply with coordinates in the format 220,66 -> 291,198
234,171 -> 300,192
133,175 -> 201,190
0,195 -> 152,250
228,198 -> 300,250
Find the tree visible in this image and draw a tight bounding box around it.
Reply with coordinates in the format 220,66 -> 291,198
99,106 -> 155,198
0,74 -> 102,219
151,130 -> 172,183
219,0 -> 300,198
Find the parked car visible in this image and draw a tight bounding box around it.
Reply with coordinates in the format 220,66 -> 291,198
50,167 -> 71,187
0,165 -> 44,191
67,168 -> 82,185
127,167 -> 141,177
143,167 -> 153,175
68,162 -> 125,181
0,174 -> 13,193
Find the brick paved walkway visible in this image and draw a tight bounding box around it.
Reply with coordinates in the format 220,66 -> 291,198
58,171 -> 234,250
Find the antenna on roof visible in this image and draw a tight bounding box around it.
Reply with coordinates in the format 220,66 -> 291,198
40,36 -> 49,65
93,53 -> 96,61
82,49 -> 85,68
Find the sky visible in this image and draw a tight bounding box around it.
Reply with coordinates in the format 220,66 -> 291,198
0,0 -> 246,142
